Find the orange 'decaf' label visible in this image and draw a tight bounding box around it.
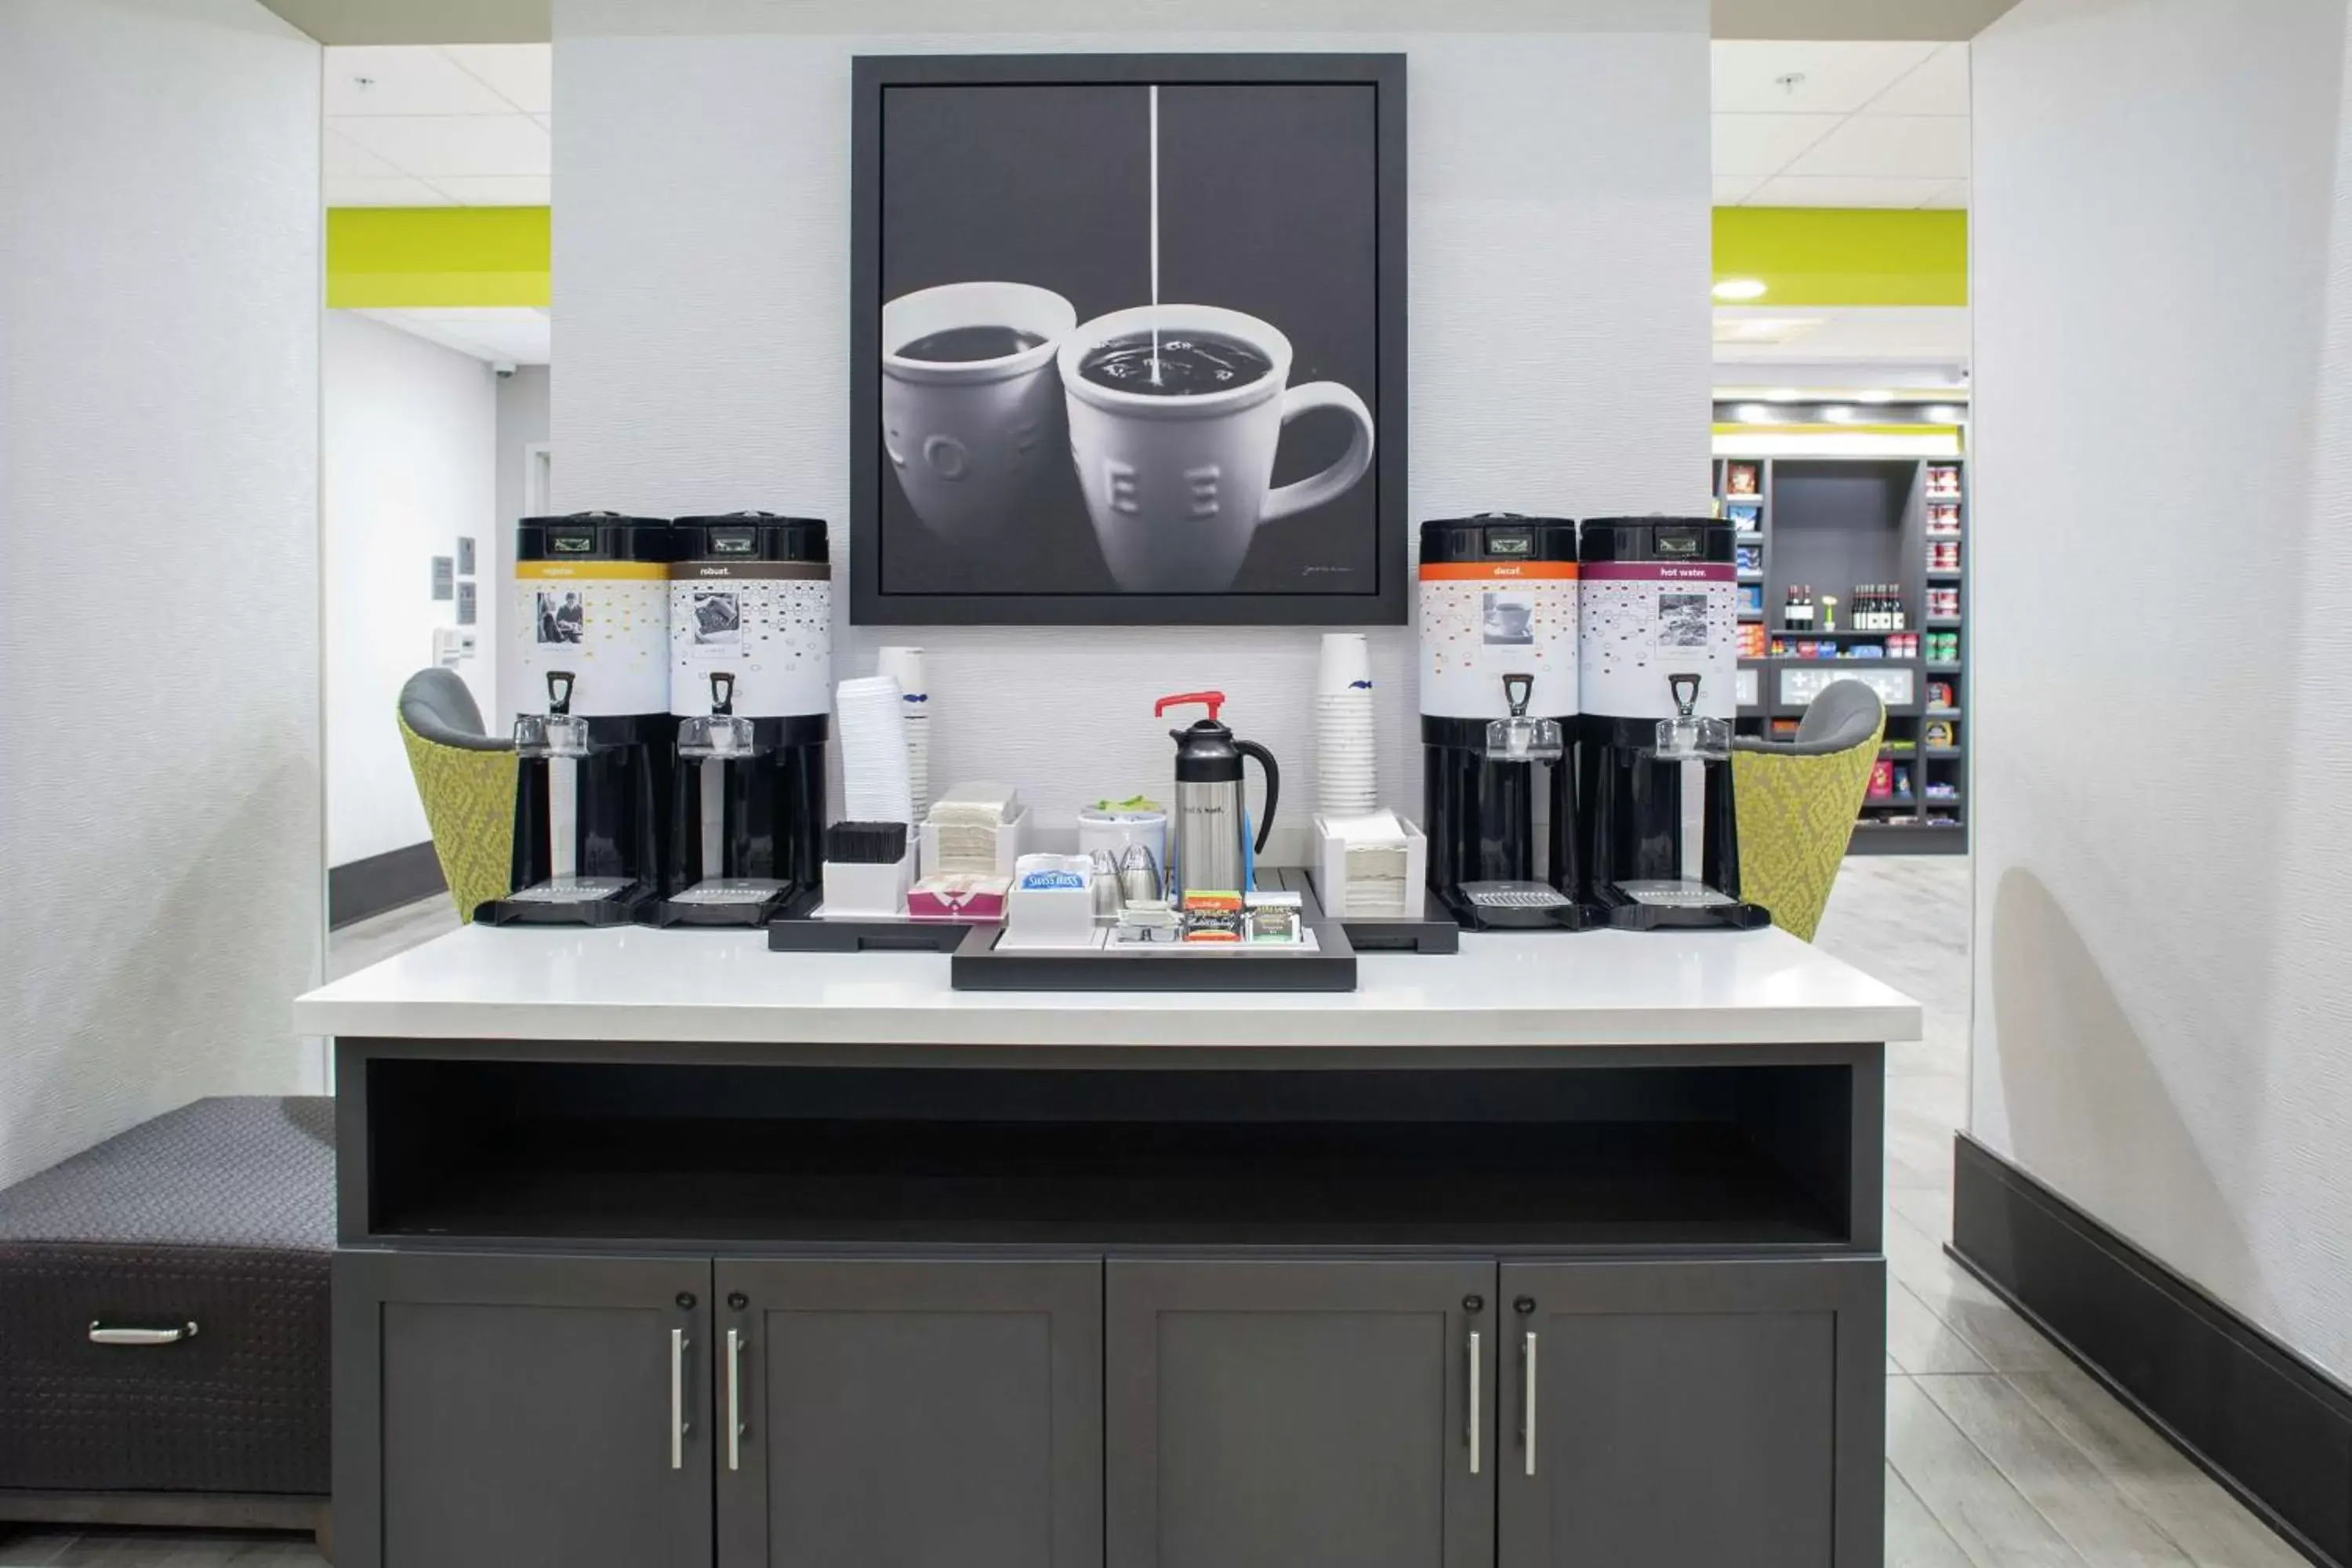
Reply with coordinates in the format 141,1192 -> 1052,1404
1415,561 -> 1580,582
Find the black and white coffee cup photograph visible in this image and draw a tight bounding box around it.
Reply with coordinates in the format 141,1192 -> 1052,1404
851,54 -> 1406,626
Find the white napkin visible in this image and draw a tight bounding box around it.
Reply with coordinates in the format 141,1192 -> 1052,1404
837,676 -> 914,824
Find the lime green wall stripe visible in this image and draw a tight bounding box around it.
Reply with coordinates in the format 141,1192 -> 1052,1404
328,205 -> 1952,312
327,207 -> 550,308
1713,209 -> 1968,307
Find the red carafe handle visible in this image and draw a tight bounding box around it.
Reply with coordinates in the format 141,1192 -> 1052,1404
1153,691 -> 1225,722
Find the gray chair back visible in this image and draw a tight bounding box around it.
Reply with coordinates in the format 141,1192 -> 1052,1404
1733,678 -> 1884,757
399,668 -> 511,753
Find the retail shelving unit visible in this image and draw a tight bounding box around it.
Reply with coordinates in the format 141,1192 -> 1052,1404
1715,456 -> 1968,857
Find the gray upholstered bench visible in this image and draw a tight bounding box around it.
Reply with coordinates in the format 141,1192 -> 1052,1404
0,1097 -> 333,1549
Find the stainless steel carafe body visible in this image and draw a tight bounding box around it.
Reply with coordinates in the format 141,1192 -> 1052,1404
1173,779 -> 1247,894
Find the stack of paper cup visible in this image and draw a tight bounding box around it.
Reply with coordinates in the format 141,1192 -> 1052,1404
837,676 -> 915,826
875,645 -> 930,822
1316,633 -> 1377,817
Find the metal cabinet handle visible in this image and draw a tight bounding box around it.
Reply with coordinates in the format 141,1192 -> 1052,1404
1467,1330 -> 1482,1475
726,1328 -> 743,1472
1522,1331 -> 1539,1477
670,1328 -> 689,1471
89,1320 -> 197,1346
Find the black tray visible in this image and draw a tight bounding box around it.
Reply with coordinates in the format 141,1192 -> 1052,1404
949,921 -> 1357,993
1271,868 -> 1461,954
768,916 -> 975,954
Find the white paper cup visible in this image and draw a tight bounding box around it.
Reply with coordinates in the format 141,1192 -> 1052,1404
1317,633 -> 1374,696
875,645 -> 927,698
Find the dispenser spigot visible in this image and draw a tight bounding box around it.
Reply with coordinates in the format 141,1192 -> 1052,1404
1485,673 -> 1563,763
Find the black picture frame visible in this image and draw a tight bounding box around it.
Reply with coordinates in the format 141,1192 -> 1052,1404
850,52 -> 1407,627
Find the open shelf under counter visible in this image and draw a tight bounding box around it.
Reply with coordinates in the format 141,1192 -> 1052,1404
353,1056 -> 1878,1254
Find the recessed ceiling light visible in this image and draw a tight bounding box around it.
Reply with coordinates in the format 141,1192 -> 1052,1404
1712,278 -> 1769,302
1766,387 -> 1803,402
1853,390 -> 1893,404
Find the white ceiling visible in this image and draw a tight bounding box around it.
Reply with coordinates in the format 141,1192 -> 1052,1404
328,39 -> 1964,216
274,0 -> 2016,43
1714,303 -> 1969,373
354,307 -> 551,366
324,44 -> 551,207
1712,39 -> 1969,208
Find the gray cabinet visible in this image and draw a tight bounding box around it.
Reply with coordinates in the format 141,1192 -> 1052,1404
338,1249 -> 1884,1568
1105,1258 -> 1496,1568
1498,1258 -> 1884,1568
334,1250 -> 716,1568
714,1258 -> 1103,1568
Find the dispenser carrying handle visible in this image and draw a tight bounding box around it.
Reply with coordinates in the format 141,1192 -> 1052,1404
1236,739 -> 1279,853
1153,691 -> 1225,722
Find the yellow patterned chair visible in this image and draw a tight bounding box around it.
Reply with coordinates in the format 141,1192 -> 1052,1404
397,668 -> 517,924
1731,680 -> 1886,942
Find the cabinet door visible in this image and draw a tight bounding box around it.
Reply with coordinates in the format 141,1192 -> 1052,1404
335,1250 -> 714,1568
1106,1258 -> 1496,1568
715,1258 -> 1102,1568
1499,1258 -> 1883,1568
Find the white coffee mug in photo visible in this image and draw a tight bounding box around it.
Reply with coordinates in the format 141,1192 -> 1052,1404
881,282 -> 1078,544
1058,304 -> 1375,593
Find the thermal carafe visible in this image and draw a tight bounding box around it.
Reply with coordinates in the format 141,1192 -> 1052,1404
1156,691 -> 1279,896
653,513 -> 832,924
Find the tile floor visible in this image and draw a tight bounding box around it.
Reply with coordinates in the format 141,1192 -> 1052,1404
2,861 -> 2306,1566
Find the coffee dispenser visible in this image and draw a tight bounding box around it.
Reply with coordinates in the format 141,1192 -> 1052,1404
1576,517 -> 1769,930
485,513 -> 677,925
1417,515 -> 1592,930
652,513 -> 832,925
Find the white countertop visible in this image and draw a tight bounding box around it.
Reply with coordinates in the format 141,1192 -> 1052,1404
296,924 -> 1920,1049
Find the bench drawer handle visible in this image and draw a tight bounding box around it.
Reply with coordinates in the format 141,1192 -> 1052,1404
89,1321 -> 198,1345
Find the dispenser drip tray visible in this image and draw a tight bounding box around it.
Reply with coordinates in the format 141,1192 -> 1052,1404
1442,880 -> 1600,933
1616,880 -> 1738,910
1600,880 -> 1773,931
672,877 -> 788,907
1461,880 -> 1575,912
508,877 -> 634,906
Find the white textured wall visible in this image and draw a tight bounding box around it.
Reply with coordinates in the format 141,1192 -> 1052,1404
1972,0 -> 2352,1382
494,365 -> 553,730
325,313 -> 499,866
0,0 -> 323,1185
551,5 -> 1711,840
